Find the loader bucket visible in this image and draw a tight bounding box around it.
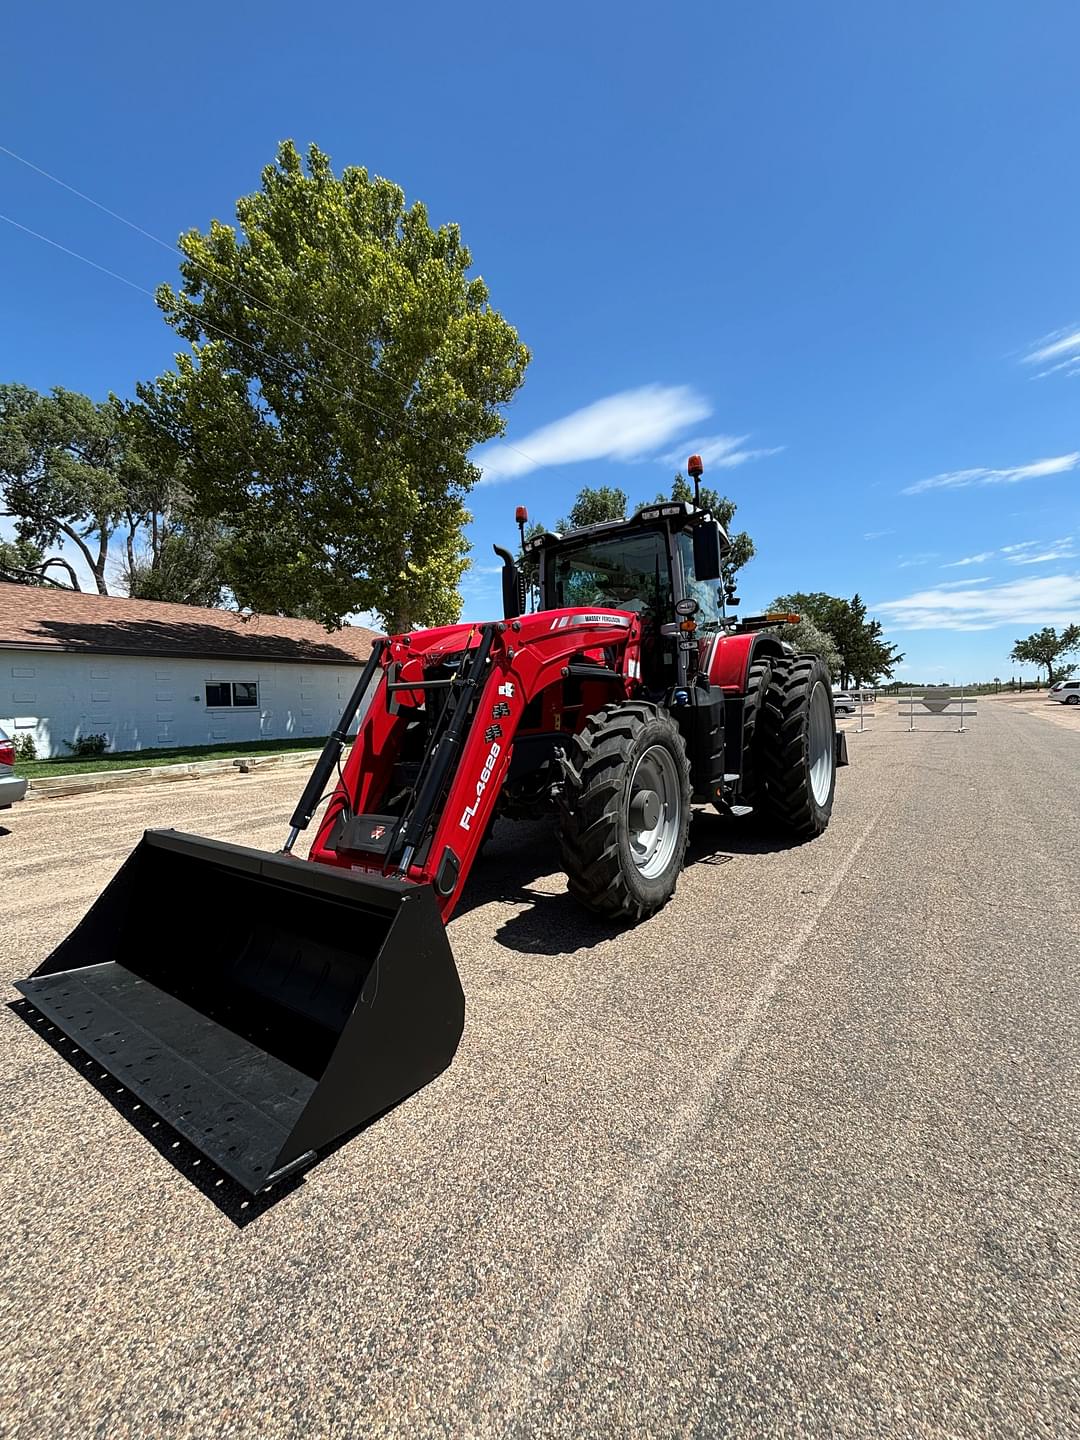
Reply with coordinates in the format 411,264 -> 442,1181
16,830 -> 464,1193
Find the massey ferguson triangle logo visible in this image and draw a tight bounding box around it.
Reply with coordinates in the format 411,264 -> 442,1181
369,824 -> 386,841
498,682 -> 514,698
459,740 -> 501,831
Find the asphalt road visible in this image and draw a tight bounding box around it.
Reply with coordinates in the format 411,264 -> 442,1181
0,699 -> 1077,1438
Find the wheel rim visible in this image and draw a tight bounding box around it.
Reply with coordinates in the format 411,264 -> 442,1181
808,680 -> 835,806
626,744 -> 682,879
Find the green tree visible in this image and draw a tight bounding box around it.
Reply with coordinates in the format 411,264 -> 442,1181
123,514 -> 230,608
0,535 -> 72,587
0,384 -> 133,594
767,603 -> 841,676
143,140 -> 529,632
774,591 -> 904,687
1009,625 -> 1080,685
555,485 -> 628,532
119,396 -> 230,605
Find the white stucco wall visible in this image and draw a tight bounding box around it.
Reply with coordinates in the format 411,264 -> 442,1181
0,649 -> 363,758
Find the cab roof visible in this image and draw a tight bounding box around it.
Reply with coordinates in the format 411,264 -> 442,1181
525,501 -> 727,552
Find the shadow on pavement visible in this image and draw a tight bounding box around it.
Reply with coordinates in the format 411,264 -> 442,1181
458,807 -> 800,956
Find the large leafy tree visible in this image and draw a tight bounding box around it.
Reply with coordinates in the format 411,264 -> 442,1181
1009,625 -> 1080,685
0,384 -> 131,593
142,140 -> 529,632
773,591 -> 904,687
0,383 -> 225,602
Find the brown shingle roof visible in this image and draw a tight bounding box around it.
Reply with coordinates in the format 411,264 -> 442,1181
0,583 -> 381,665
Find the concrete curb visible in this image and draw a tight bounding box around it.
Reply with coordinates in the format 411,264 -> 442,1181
27,748 -> 323,800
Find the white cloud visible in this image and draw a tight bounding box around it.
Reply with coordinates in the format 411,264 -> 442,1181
937,576 -> 992,588
475,385 -> 711,484
874,572 -> 1080,631
1005,536 -> 1076,565
903,452 -> 1080,496
658,434 -> 784,470
942,551 -> 995,567
863,529 -> 894,541
1022,326 -> 1080,378
897,553 -> 938,568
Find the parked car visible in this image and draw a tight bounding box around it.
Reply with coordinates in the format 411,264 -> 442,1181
1049,681 -> 1066,695
1051,680 -> 1080,706
832,689 -> 856,715
0,726 -> 28,809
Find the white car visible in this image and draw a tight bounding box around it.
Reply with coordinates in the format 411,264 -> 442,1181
0,726 -> 28,809
1051,680 -> 1080,706
832,689 -> 856,715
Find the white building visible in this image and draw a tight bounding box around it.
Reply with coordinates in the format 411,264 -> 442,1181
0,582 -> 381,759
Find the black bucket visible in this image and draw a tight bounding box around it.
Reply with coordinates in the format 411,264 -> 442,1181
16,830 -> 464,1192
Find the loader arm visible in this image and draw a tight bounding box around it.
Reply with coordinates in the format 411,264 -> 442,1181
309,609 -> 643,918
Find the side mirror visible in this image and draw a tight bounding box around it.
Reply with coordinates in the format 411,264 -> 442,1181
692,521 -> 724,581
493,544 -> 523,619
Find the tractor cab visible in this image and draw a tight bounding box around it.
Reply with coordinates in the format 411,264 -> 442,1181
534,502 -> 729,622
499,457 -> 734,691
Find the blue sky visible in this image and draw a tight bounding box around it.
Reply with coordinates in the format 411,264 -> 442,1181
3,0 -> 1079,681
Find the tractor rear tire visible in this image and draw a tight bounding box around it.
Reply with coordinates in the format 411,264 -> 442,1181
757,654 -> 837,838
557,702 -> 692,921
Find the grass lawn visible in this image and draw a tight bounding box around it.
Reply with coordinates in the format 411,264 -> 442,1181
17,735 -> 327,780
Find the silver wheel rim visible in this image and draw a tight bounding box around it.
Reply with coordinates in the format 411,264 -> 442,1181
808,680 -> 834,807
626,744 -> 682,879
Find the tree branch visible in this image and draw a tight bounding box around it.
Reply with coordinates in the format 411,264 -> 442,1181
40,557 -> 81,589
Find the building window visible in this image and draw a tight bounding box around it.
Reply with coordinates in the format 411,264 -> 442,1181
205,682 -> 259,708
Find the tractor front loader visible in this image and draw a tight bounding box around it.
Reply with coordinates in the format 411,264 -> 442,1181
16,457 -> 844,1192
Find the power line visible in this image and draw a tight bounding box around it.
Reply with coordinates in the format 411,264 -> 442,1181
0,141 -> 543,477
0,212 -> 157,298
0,210 -> 383,424
0,142 -> 413,389
1,209 -> 528,470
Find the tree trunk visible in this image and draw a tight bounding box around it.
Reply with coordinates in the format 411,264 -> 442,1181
56,520 -> 109,595
93,526 -> 110,595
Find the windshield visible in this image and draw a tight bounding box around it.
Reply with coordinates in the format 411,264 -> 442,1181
546,530 -> 672,614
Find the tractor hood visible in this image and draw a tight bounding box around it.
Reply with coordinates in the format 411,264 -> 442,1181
387,609 -> 637,668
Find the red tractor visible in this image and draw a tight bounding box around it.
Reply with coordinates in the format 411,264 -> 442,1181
17,458 -> 844,1193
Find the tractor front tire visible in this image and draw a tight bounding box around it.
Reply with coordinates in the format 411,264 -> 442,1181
757,654 -> 837,838
557,702 -> 692,921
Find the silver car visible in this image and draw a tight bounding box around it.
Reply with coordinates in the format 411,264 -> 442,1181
1051,680 -> 1080,706
832,689 -> 856,715
0,725 -> 28,809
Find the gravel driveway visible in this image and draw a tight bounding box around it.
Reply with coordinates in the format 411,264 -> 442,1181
1,702 -> 1077,1438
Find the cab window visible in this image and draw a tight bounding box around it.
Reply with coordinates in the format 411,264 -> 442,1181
676,531 -> 724,629
547,530 -> 672,615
